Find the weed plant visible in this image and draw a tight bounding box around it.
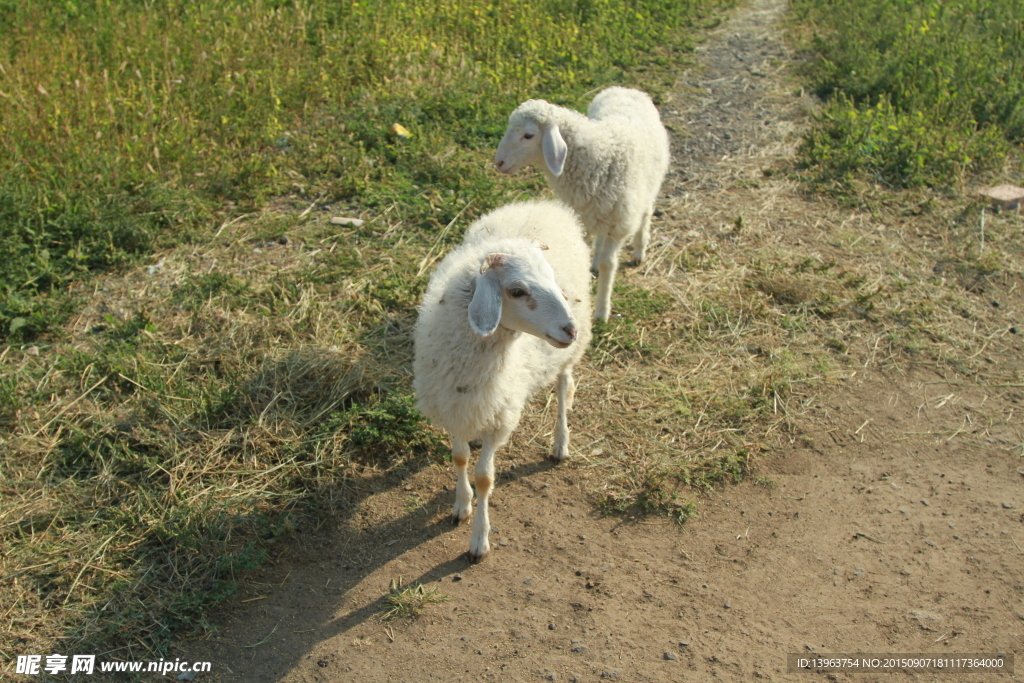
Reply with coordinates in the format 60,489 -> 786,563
790,0 -> 1024,189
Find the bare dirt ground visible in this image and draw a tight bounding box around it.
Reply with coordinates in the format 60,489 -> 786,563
184,0 -> 1024,680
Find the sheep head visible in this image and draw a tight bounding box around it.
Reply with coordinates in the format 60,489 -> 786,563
494,100 -> 567,177
468,245 -> 577,348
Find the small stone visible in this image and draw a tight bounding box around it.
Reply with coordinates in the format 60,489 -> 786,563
805,645 -> 815,651
548,622 -> 556,630
653,208 -> 665,217
724,599 -> 731,609
723,132 -> 732,140
461,636 -> 470,641
25,346 -> 39,356
920,499 -> 929,506
523,578 -> 534,585
664,651 -> 678,660
1002,502 -> 1015,510
571,645 -> 587,653
601,670 -> 620,679
278,235 -> 289,245
679,641 -> 690,647
1010,326 -> 1018,334
925,540 -> 935,547
853,568 -> 865,578
317,660 -> 328,668
452,573 -> 463,582
499,538 -> 509,547
177,672 -> 197,682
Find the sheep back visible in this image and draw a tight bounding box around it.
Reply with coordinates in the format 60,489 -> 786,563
549,87 -> 670,243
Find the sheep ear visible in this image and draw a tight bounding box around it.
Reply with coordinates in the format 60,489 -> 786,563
531,239 -> 549,250
468,272 -> 503,338
542,125 -> 567,177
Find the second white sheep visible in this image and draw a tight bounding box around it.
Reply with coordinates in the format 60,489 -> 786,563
493,86 -> 671,321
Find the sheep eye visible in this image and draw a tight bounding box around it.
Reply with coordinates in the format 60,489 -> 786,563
523,133 -> 534,140
508,288 -> 527,299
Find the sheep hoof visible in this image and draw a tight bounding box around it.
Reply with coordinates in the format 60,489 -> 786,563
551,443 -> 569,464
451,506 -> 471,525
468,540 -> 490,563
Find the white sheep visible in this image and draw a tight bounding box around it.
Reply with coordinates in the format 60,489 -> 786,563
493,86 -> 671,321
413,200 -> 593,562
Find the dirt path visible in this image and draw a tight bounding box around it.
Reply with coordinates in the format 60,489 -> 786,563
185,0 -> 1024,680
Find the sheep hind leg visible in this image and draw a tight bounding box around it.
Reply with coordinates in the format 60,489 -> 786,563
594,238 -> 621,322
552,368 -> 576,463
590,234 -> 605,276
451,439 -> 473,525
632,210 -> 652,264
469,427 -> 510,563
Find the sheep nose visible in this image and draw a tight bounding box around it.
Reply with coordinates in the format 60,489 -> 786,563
495,159 -> 505,170
563,323 -> 577,341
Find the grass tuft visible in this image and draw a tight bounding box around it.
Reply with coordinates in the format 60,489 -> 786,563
380,577 -> 449,621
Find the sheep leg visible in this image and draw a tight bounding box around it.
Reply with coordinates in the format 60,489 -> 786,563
468,427 -> 510,563
594,237 -> 621,322
590,234 -> 604,275
552,367 -> 576,463
632,210 -> 652,264
451,439 -> 473,525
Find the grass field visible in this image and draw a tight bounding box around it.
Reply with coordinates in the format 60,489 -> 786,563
0,0 -> 736,664
0,0 -> 718,342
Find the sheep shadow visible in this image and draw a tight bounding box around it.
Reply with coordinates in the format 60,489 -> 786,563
182,452 -> 559,682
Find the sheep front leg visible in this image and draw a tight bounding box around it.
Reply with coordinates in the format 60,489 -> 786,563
469,427 -> 510,563
552,368 -> 575,463
451,439 -> 473,525
632,210 -> 652,264
594,237 -> 621,321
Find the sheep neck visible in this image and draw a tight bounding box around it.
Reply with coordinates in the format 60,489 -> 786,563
545,108 -> 615,197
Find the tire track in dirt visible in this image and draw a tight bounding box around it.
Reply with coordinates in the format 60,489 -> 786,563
185,0 -> 1024,681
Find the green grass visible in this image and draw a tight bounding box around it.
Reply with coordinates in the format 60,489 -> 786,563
0,0 -> 736,665
0,0 -> 722,341
790,0 -> 1024,189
